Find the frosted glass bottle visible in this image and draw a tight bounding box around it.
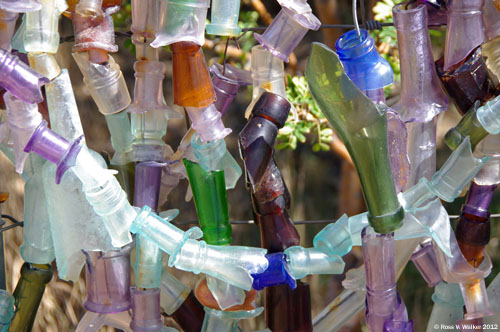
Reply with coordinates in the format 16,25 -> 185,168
42,70 -> 115,281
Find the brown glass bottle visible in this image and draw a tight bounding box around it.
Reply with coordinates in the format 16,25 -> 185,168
171,42 -> 216,108
240,92 -> 312,331
8,263 -> 53,332
436,47 -> 497,115
170,291 -> 205,332
265,282 -> 313,332
455,183 -> 496,265
455,215 -> 490,265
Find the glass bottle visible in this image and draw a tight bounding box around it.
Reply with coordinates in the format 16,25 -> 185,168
105,111 -> 135,200
184,160 -> 231,246
306,43 -> 404,233
210,63 -> 252,116
71,0 -> 118,63
206,0 -> 241,36
171,41 -> 215,108
239,92 -> 300,252
254,0 -> 320,62
23,0 -> 66,54
152,0 -> 210,47
41,69 -> 115,281
8,263 -> 53,332
201,307 -> 263,332
456,182 -> 496,264
160,271 -> 205,332
437,47 -> 496,115
83,245 -> 132,314
444,95 -> 500,151
392,3 -> 448,189
335,28 -> 409,193
443,0 -> 485,71
362,227 -> 413,332
133,161 -> 163,289
426,282 -> 465,332
240,92 -> 312,331
265,282 -> 312,332
0,10 -> 17,51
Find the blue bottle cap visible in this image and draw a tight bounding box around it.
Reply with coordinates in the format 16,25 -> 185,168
251,253 -> 297,291
335,29 -> 394,91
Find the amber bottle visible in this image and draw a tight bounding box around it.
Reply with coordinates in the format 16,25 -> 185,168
455,182 -> 496,265
8,263 -> 53,332
171,41 -> 216,108
436,47 -> 497,115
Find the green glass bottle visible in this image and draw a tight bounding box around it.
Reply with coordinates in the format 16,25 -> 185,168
109,163 -> 135,203
305,43 -> 404,233
8,263 -> 53,332
184,159 -> 231,245
444,102 -> 489,151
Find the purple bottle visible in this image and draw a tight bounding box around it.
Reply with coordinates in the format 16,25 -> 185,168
83,244 -> 133,314
210,63 -> 252,115
392,3 -> 448,189
0,49 -> 48,103
410,242 -> 443,287
24,122 -> 83,184
134,161 -> 164,211
443,0 -> 485,71
130,288 -> 163,332
362,227 -> 413,332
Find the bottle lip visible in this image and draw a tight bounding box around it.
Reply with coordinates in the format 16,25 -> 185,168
251,91 -> 290,128
210,63 -> 252,86
393,3 -> 427,31
167,0 -> 210,8
170,41 -> 201,53
335,29 -> 373,60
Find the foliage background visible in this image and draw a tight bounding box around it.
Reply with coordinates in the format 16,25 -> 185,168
0,0 -> 498,331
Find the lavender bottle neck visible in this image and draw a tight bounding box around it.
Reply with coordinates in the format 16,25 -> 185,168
362,228 -> 398,316
462,182 -> 497,219
394,4 -> 442,120
363,89 -> 386,104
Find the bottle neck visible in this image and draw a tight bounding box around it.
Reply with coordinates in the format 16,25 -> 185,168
10,263 -> 53,332
363,89 -> 385,104
201,308 -> 239,332
395,14 -> 443,120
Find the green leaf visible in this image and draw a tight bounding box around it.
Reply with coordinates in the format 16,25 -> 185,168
295,131 -> 306,143
320,128 -> 333,136
312,143 -> 321,152
289,135 -> 297,150
320,142 -> 330,151
321,135 -> 334,143
276,142 -> 289,150
279,126 -> 294,135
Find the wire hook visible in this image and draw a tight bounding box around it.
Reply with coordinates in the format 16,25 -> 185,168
352,0 -> 361,40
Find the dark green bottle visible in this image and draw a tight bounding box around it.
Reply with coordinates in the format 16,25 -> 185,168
9,263 -> 53,332
109,162 -> 135,203
184,159 -> 231,246
444,101 -> 488,151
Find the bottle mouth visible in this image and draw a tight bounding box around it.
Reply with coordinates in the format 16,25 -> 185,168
335,29 -> 373,60
393,3 -> 427,31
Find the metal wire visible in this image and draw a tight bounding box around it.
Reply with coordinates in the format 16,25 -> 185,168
352,0 -> 361,39
0,214 -> 23,233
172,213 -> 499,226
57,20 -> 393,44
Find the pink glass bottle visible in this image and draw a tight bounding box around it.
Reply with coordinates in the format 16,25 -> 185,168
392,3 -> 448,189
444,0 -> 485,71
